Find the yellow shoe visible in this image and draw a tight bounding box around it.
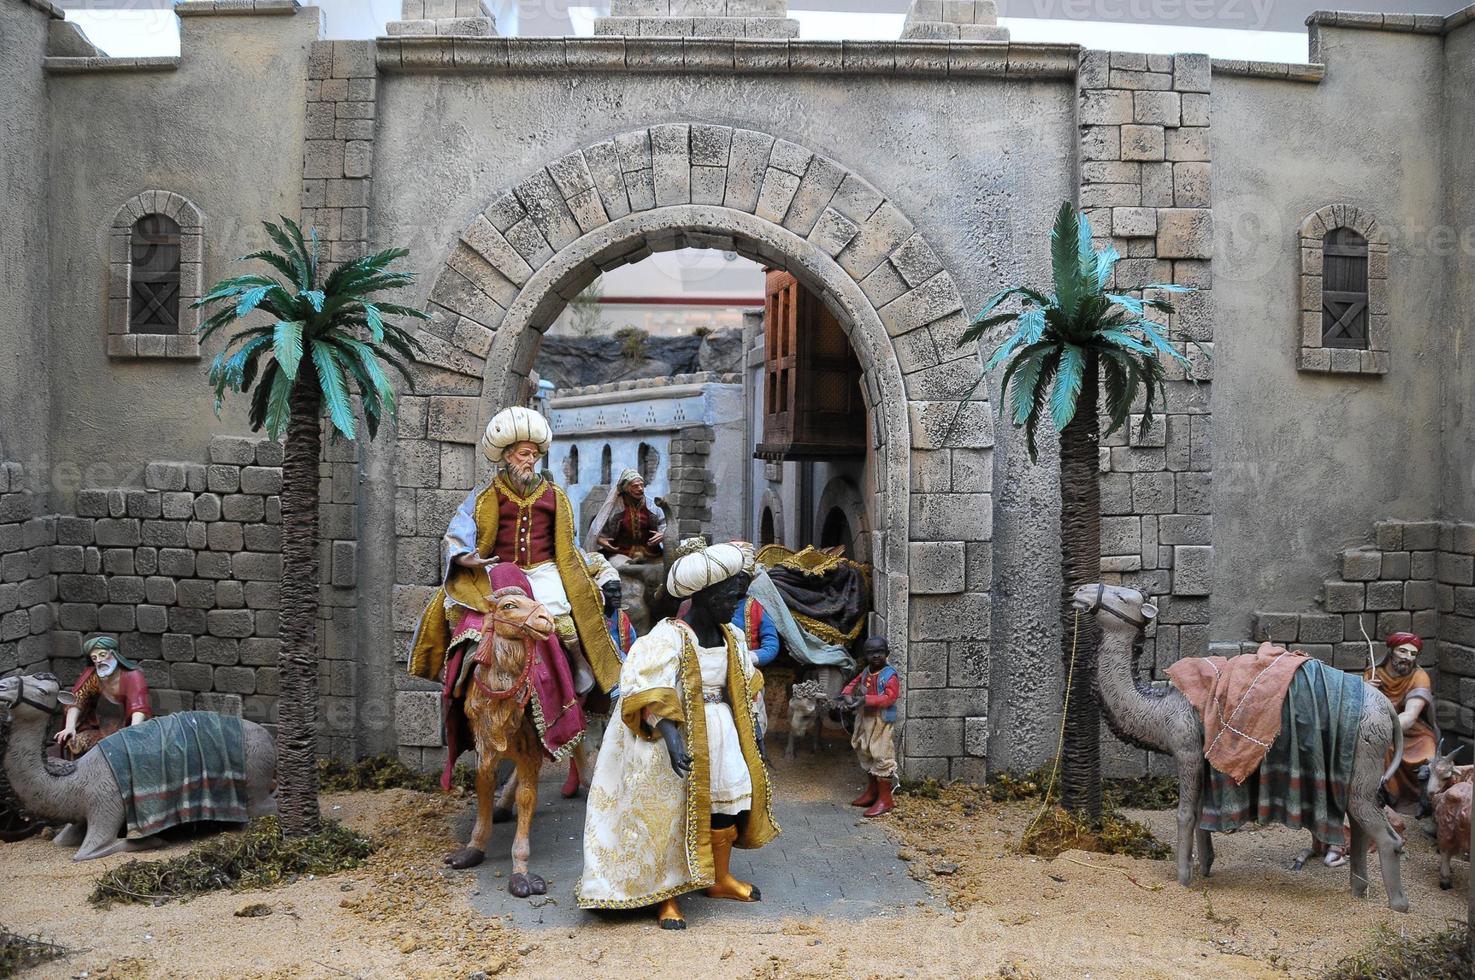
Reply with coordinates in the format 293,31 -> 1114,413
704,824 -> 761,902
657,897 -> 686,929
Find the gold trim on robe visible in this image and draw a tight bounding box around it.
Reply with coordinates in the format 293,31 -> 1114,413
408,479 -> 620,691
576,620 -> 778,910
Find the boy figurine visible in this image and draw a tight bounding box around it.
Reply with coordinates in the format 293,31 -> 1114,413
840,637 -> 900,817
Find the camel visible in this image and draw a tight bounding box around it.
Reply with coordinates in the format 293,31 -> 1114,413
1072,583 -> 1410,912
443,585 -> 562,899
0,673 -> 277,860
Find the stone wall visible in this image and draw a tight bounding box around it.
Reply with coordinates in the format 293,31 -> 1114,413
0,463 -> 56,678
0,0 -> 55,473
1249,519 -> 1475,741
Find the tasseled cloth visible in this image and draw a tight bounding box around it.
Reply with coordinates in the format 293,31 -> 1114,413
1167,641 -> 1308,783
98,712 -> 249,838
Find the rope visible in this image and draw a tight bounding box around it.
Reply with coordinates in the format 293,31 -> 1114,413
1025,608 -> 1081,838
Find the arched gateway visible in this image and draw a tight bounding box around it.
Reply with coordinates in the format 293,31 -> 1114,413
395,125 -> 989,770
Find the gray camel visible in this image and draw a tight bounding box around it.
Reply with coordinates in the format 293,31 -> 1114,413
1073,583 -> 1409,912
0,672 -> 278,861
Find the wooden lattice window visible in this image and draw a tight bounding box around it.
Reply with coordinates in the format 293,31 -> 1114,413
756,271 -> 866,460
108,191 -> 205,359
129,215 -> 182,334
1297,205 -> 1388,375
1321,228 -> 1368,349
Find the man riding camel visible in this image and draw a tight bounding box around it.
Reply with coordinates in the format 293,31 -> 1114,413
408,406 -> 621,788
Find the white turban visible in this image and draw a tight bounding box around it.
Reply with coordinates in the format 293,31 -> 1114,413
616,468 -> 642,490
583,551 -> 619,588
666,541 -> 745,599
481,406 -> 552,462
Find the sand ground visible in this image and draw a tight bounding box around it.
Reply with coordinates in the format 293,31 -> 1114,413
0,750 -> 1467,979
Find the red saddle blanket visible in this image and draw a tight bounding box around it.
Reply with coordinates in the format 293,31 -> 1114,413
1166,642 -> 1309,784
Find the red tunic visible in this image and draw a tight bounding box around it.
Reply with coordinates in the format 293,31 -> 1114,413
483,479 -> 558,569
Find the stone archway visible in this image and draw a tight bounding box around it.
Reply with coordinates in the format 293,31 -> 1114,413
396,126 -> 991,767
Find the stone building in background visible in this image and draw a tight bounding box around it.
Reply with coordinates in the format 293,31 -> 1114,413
2,0 -> 1474,779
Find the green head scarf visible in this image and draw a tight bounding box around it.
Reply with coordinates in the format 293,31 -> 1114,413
82,635 -> 139,671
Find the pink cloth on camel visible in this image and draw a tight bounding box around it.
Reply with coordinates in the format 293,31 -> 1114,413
438,564 -> 586,791
1166,641 -> 1308,785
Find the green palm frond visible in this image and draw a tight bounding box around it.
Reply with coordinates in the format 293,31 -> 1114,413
950,201 -> 1210,460
195,217 -> 428,441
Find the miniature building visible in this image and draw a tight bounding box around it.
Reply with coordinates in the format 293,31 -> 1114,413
2,0 -> 1474,779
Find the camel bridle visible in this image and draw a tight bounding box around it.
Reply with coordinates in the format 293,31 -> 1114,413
0,675 -> 63,716
1082,583 -> 1150,631
472,597 -> 554,706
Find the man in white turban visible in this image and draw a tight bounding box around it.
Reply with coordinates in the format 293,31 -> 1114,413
410,407 -> 622,784
588,468 -> 665,566
578,538 -> 779,929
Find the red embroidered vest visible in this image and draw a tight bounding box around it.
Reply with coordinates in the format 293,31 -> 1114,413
481,478 -> 557,569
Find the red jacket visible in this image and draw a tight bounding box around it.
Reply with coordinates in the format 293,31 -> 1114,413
843,666 -> 899,720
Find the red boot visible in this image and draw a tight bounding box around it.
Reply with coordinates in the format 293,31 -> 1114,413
851,775 -> 878,808
561,760 -> 581,799
863,779 -> 894,817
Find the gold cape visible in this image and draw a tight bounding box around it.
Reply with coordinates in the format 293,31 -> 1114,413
407,479 -> 621,692
576,619 -> 777,909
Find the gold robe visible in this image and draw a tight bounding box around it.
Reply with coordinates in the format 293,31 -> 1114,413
407,479 -> 620,692
576,620 -> 778,909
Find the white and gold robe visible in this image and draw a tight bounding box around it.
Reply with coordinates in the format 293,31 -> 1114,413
576,619 -> 779,909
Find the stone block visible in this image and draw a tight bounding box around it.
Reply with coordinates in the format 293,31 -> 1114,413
1341,549 -> 1382,582
210,436 -> 256,466
397,690 -> 445,747
1165,126 -> 1210,162
233,553 -> 282,582
1172,52 -> 1210,92
908,641 -> 948,689
144,462 -> 190,492
93,518 -> 141,547
1438,551 -> 1475,585
1173,162 -> 1211,208
908,593 -> 990,642
906,717 -> 963,757
214,666 -> 257,695
1364,580 -> 1404,612
172,662 -> 214,692
222,495 -> 265,523
1323,580 -> 1365,612
1254,611 -> 1301,643
1110,206 -> 1156,238
1120,124 -> 1165,161
1171,545 -> 1212,595
207,465 -> 241,493
1132,90 -> 1180,126
908,541 -> 965,594
240,466 -> 283,495
1155,209 -> 1213,259
1298,613 -> 1342,644
125,490 -> 162,518
909,493 -> 991,542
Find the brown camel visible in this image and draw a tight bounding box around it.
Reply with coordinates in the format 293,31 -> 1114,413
443,585 -> 557,898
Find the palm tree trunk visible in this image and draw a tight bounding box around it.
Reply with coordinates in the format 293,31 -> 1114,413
1057,354 -> 1103,820
276,367 -> 323,837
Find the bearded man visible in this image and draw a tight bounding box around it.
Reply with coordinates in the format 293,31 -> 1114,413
590,468 -> 665,565
53,635 -> 151,758
1363,631 -> 1438,814
409,407 -> 621,770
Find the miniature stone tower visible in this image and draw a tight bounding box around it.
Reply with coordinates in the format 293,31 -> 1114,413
387,0 -> 497,36
901,0 -> 1009,41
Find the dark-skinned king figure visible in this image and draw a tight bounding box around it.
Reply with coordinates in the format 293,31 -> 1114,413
577,539 -> 779,930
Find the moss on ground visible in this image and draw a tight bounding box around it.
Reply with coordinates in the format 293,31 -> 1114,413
89,817 -> 375,907
1321,925 -> 1471,980
1019,805 -> 1170,861
0,927 -> 69,978
316,754 -> 474,794
986,766 -> 1178,811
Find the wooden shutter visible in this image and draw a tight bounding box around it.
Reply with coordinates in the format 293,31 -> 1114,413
1321,227 -> 1369,349
756,271 -> 865,460
129,214 -> 182,335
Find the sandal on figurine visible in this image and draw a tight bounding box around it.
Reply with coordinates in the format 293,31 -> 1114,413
657,897 -> 686,929
444,846 -> 485,870
1323,846 -> 1349,868
508,872 -> 546,898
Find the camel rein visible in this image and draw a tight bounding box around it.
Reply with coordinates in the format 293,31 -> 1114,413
470,607 -> 548,706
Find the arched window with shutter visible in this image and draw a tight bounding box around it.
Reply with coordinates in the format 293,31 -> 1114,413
1297,205 -> 1388,375
564,445 -> 579,485
108,191 -> 205,359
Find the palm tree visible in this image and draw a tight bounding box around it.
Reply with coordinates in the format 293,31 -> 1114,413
957,201 -> 1197,821
195,219 -> 426,836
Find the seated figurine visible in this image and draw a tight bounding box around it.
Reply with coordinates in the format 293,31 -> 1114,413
53,636 -> 151,758
589,469 -> 665,565
1364,632 -> 1437,814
